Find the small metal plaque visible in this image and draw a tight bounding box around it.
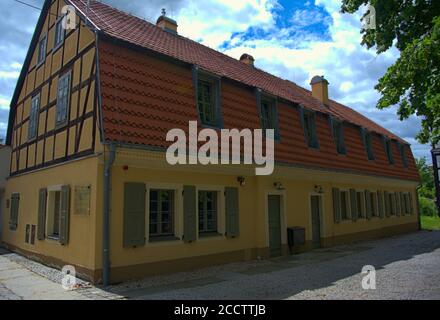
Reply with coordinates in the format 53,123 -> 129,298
74,185 -> 91,215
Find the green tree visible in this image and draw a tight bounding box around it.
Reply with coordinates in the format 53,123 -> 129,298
341,0 -> 440,147
415,157 -> 435,199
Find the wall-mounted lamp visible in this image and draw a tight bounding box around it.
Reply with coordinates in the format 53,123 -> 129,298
274,182 -> 285,190
314,185 -> 324,194
237,176 -> 246,187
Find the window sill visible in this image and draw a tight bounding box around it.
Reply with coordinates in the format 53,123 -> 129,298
46,235 -> 60,242
198,232 -> 223,240
36,60 -> 45,70
55,120 -> 69,131
148,236 -> 180,243
53,41 -> 64,54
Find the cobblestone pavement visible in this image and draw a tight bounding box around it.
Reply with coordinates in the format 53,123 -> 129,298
1,231 -> 440,300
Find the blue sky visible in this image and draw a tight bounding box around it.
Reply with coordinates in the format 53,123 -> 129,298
0,0 -> 432,161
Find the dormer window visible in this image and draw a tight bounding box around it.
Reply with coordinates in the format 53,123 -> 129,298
330,118 -> 346,155
398,142 -> 408,168
193,66 -> 222,128
256,90 -> 280,140
300,107 -> 319,148
383,137 -> 394,164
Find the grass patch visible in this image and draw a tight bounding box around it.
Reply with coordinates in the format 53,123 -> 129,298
421,215 -> 440,231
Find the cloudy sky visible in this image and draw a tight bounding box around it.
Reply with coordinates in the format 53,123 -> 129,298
0,0 -> 431,160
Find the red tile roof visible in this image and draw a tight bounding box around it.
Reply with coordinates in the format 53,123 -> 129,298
69,0 -> 406,144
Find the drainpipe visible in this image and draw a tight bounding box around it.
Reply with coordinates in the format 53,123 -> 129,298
103,144 -> 116,286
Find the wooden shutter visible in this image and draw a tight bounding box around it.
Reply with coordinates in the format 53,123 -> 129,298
378,191 -> 385,219
395,192 -> 401,216
9,193 -> 20,231
37,188 -> 47,240
400,192 -> 406,214
384,191 -> 390,217
59,185 -> 70,245
225,187 -> 239,238
123,183 -> 146,248
338,124 -> 347,154
365,190 -> 372,220
350,189 -> 357,221
332,188 -> 341,223
409,193 -> 414,215
183,185 -> 197,243
215,78 -> 223,128
273,98 -> 280,140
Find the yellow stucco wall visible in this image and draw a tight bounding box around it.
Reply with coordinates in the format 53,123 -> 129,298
2,156 -> 100,272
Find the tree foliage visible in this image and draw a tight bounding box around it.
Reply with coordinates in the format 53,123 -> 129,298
415,157 -> 435,199
341,0 -> 440,146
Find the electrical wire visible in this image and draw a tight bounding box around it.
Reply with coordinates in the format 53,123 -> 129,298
12,0 -> 61,18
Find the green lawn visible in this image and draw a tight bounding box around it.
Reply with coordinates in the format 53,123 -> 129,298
421,215 -> 440,231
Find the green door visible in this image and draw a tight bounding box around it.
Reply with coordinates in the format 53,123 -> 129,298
268,195 -> 282,257
311,195 -> 322,248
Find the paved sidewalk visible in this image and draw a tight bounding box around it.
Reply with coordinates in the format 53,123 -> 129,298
1,231 -> 440,300
0,249 -> 122,300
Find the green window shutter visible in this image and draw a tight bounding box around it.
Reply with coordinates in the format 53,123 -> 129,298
365,190 -> 372,220
384,191 -> 390,217
395,192 -> 401,216
349,189 -> 357,221
59,185 -> 71,245
9,193 -> 20,231
37,188 -> 47,240
378,191 -> 385,219
338,124 -> 346,155
409,193 -> 414,215
123,183 -> 146,248
332,188 -> 341,223
399,192 -> 405,214
183,185 -> 197,243
225,187 -> 239,238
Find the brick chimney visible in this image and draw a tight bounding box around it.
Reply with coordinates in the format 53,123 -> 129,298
240,54 -> 255,67
156,9 -> 178,34
310,75 -> 329,105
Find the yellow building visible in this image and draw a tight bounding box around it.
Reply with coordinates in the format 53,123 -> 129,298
2,0 -> 420,285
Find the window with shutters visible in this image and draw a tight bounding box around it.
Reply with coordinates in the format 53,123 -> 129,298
340,191 -> 350,221
333,121 -> 346,155
356,191 -> 365,219
149,189 -> 175,238
370,191 -> 379,217
365,132 -> 375,160
54,17 -> 65,49
37,35 -> 47,66
56,71 -> 71,127
198,191 -> 218,234
259,98 -> 279,140
303,111 -> 319,148
28,93 -> 40,141
47,190 -> 62,238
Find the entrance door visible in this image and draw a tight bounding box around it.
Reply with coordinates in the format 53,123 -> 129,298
310,195 -> 322,247
268,195 -> 282,257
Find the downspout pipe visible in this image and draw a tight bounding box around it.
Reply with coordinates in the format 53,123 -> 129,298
103,144 -> 116,286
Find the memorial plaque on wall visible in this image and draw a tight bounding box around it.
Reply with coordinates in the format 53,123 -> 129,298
75,185 -> 91,215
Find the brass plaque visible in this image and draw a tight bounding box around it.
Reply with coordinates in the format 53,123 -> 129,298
74,185 -> 91,215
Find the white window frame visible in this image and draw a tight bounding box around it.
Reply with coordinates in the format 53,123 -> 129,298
196,185 -> 225,239
145,183 -> 183,245
28,93 -> 40,141
340,189 -> 351,221
45,185 -> 64,241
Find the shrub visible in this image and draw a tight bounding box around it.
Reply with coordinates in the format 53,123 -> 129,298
419,196 -> 438,216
